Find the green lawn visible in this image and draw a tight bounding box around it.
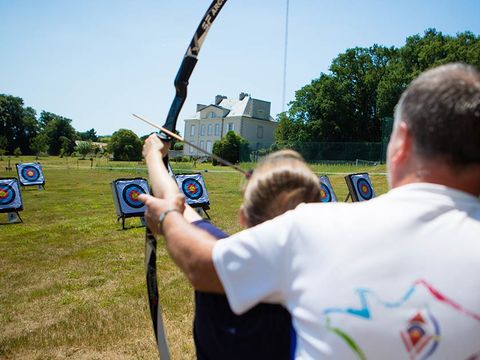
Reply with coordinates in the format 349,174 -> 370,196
0,156 -> 388,359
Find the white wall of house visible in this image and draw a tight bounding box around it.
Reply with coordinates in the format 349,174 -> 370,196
183,94 -> 277,156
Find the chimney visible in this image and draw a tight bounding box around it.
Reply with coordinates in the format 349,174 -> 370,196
215,95 -> 227,105
239,92 -> 248,100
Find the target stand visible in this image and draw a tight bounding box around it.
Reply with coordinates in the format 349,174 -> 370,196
319,175 -> 337,203
111,178 -> 150,230
0,178 -> 24,224
16,162 -> 46,190
344,173 -> 376,202
175,173 -> 211,218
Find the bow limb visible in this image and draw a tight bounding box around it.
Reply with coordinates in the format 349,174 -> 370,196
145,1 -> 229,358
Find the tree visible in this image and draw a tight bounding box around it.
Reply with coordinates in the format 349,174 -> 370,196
40,112 -> 76,155
30,133 -> 49,156
13,147 -> 22,157
0,95 -> 39,155
0,135 -> 7,159
212,131 -> 249,165
281,29 -> 480,147
77,128 -> 98,141
75,141 -> 93,159
108,129 -> 142,161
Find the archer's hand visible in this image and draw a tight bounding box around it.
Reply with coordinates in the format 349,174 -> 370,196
143,133 -> 170,160
139,193 -> 186,236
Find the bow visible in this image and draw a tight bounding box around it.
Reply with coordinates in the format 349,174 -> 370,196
144,1 -> 228,358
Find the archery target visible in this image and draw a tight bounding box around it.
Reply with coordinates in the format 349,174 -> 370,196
319,175 -> 337,203
175,173 -> 209,206
345,173 -> 376,202
122,184 -> 146,208
0,178 -> 23,212
16,162 -> 45,186
111,178 -> 150,216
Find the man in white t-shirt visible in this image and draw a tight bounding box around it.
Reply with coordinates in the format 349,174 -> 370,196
140,63 -> 480,359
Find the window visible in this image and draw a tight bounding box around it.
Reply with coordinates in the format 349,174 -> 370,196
214,124 -> 221,136
200,140 -> 204,150
227,122 -> 234,132
189,142 -> 196,154
206,141 -> 212,153
190,124 -> 195,136
257,126 -> 263,139
207,124 -> 213,136
208,111 -> 216,118
200,124 -> 206,136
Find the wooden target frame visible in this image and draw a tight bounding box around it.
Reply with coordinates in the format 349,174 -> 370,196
344,173 -> 376,202
0,177 -> 24,223
175,173 -> 210,218
16,162 -> 46,189
111,177 -> 150,229
319,175 -> 337,203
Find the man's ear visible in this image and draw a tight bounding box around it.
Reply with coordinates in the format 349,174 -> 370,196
239,204 -> 248,228
389,121 -> 412,166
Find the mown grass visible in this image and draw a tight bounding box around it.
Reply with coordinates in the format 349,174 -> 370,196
0,156 -> 388,359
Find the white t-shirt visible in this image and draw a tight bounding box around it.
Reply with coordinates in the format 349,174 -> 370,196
213,183 -> 480,359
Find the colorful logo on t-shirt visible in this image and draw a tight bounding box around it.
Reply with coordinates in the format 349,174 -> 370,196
323,280 -> 480,359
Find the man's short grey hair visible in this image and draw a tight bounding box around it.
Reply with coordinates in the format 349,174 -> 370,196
394,63 -> 480,166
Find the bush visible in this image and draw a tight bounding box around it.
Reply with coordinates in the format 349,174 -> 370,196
212,131 -> 249,166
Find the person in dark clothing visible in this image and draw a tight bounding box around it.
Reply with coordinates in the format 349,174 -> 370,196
142,135 -> 320,359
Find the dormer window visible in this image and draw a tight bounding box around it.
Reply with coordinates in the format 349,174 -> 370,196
208,111 -> 217,118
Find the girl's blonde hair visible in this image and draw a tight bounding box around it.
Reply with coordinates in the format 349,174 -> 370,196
242,149 -> 321,227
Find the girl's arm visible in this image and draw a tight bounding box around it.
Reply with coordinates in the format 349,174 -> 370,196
143,134 -> 201,223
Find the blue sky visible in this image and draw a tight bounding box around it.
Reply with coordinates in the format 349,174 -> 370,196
1,0 -> 479,137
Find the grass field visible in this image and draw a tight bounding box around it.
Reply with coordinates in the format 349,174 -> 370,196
0,156 -> 388,359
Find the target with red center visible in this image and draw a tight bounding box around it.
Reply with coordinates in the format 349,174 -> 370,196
182,178 -> 203,200
0,178 -> 23,212
16,162 -> 45,186
175,173 -> 210,207
22,166 -> 40,182
356,178 -> 373,200
344,173 -> 376,202
122,184 -> 146,208
0,184 -> 15,206
319,175 -> 337,203
111,178 -> 150,217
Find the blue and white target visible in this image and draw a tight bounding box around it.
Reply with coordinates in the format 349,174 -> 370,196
182,178 -> 203,200
319,175 -> 337,203
112,178 -> 150,216
176,174 -> 209,206
0,184 -> 16,206
122,184 -> 146,209
16,162 -> 45,186
351,173 -> 375,201
0,178 -> 23,211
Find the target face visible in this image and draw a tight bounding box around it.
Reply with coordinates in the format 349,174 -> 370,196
175,173 -> 209,206
356,178 -> 373,200
21,166 -> 40,182
16,162 -> 45,186
319,175 -> 337,203
182,178 -> 203,200
320,183 -> 332,202
122,184 -> 146,208
111,178 -> 150,216
0,184 -> 16,206
0,178 -> 23,212
345,173 -> 375,202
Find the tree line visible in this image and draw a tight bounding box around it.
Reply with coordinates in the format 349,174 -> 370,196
0,94 -> 149,161
275,29 -> 480,148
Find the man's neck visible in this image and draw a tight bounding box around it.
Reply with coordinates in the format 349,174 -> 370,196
392,163 -> 480,197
